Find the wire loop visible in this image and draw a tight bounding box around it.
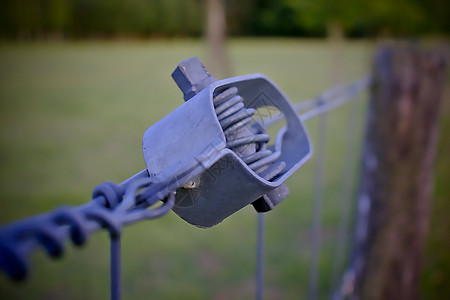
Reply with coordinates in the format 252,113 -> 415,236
92,181 -> 123,209
52,207 -> 88,246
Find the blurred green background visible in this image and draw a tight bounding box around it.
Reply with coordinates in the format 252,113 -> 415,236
0,1 -> 449,299
0,0 -> 449,38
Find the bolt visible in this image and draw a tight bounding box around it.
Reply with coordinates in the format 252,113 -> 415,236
172,57 -> 217,101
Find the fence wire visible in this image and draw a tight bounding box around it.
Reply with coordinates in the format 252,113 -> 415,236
256,74 -> 372,299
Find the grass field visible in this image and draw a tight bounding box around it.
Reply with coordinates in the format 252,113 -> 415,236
0,39 -> 447,299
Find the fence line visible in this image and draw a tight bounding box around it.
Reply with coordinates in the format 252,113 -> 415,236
308,93 -> 328,300
330,91 -> 363,295
256,213 -> 265,300
255,75 -> 371,299
0,73 -> 372,300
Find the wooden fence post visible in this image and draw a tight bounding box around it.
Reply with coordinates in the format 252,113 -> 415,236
350,45 -> 447,300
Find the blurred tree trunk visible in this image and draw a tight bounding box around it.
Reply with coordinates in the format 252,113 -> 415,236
327,20 -> 345,85
351,46 -> 447,300
327,20 -> 344,42
206,0 -> 230,78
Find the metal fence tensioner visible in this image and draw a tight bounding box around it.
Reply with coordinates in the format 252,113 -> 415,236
144,57 -> 312,227
0,57 -> 313,285
0,56 -> 375,300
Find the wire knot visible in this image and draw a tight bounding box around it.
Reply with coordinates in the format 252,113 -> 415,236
92,182 -> 123,209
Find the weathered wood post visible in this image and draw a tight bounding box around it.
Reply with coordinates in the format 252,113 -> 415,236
349,45 -> 447,300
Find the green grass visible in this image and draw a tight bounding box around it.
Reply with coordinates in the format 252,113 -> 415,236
0,38 -> 427,299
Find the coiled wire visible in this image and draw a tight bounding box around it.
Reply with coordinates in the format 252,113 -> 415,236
213,87 -> 286,181
0,179 -> 174,281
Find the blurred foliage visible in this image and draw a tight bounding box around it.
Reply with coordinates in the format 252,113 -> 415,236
0,0 -> 449,39
0,0 -> 205,38
230,0 -> 450,37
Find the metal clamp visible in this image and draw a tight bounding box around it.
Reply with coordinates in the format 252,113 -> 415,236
143,57 -> 312,228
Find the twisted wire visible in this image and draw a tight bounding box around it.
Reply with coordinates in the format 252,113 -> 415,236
0,177 -> 175,281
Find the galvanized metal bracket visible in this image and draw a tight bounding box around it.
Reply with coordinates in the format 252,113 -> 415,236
142,58 -> 312,228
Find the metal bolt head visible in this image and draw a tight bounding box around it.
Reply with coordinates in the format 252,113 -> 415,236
171,57 -> 217,101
